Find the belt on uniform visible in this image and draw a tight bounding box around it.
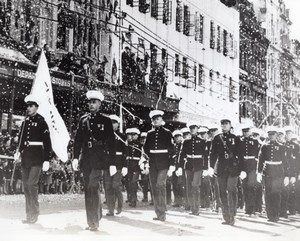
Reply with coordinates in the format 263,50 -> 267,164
265,161 -> 282,165
25,141 -> 43,146
244,156 -> 255,159
187,154 -> 203,159
150,149 -> 168,154
86,140 -> 105,148
126,157 -> 140,160
116,152 -> 123,156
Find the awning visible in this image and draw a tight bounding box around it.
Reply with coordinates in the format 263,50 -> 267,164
0,46 -> 32,64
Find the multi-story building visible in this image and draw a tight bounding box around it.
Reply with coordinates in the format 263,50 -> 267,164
119,0 -> 240,126
238,0 -> 269,127
249,0 -> 298,128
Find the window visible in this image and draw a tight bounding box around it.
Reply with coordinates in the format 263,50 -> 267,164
150,43 -> 157,68
217,26 -> 221,52
176,1 -> 183,32
199,15 -> 204,44
229,77 -> 236,102
210,21 -> 215,49
162,48 -> 167,66
198,64 -> 204,89
209,70 -> 214,96
195,12 -> 200,41
139,0 -> 150,13
126,0 -> 133,7
223,29 -> 228,56
163,0 -> 172,25
182,57 -> 188,79
183,5 -> 190,36
175,54 -> 180,76
151,0 -> 158,18
193,63 -> 197,89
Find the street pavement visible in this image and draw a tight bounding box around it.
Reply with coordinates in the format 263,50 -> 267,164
0,194 -> 300,241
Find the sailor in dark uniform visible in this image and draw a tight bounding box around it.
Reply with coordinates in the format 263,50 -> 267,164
209,117 -> 243,225
178,122 -> 209,215
15,94 -> 52,224
72,90 -> 116,231
143,110 -> 174,221
257,126 -> 289,222
239,125 -> 260,216
104,115 -> 127,216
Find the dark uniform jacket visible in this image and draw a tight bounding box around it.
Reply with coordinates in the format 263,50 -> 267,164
209,132 -> 243,177
73,111 -> 116,170
240,136 -> 260,172
258,141 -> 288,178
285,141 -> 299,178
143,126 -> 174,170
114,132 -> 127,170
126,141 -> 142,172
19,113 -> 52,168
172,142 -> 182,170
179,136 -> 208,171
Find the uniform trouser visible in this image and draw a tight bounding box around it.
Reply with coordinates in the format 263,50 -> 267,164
280,184 -> 289,216
242,170 -> 257,214
217,175 -> 238,222
211,176 -> 221,210
140,174 -> 149,200
22,166 -> 41,220
295,179 -> 300,213
172,173 -> 184,206
166,177 -> 172,204
255,183 -> 263,213
104,170 -> 123,213
200,176 -> 211,208
128,168 -> 139,204
82,168 -> 102,228
264,175 -> 283,221
288,184 -> 296,215
182,170 -> 189,208
149,167 -> 168,219
185,170 -> 203,214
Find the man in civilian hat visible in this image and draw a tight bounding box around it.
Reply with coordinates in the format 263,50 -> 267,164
143,110 -> 174,221
14,94 -> 52,224
178,122 -> 209,215
257,126 -> 288,222
103,115 -> 127,216
209,117 -> 243,225
73,90 -> 116,231
239,124 -> 260,216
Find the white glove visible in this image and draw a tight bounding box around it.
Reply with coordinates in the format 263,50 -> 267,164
72,158 -> 79,171
202,170 -> 208,177
109,165 -> 117,176
139,156 -> 146,166
298,174 -> 300,181
175,167 -> 183,176
14,151 -> 21,163
42,161 -> 50,172
290,177 -> 296,185
284,177 -> 289,187
240,171 -> 247,180
139,163 -> 145,170
167,165 -> 175,177
121,167 -> 128,176
257,173 -> 262,183
207,167 -> 214,177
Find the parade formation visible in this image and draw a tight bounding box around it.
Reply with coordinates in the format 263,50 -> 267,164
1,0 -> 300,237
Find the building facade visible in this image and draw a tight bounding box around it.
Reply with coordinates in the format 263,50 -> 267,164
119,0 -> 240,126
238,0 -> 269,127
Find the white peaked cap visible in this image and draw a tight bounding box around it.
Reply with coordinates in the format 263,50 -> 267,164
86,90 -> 104,101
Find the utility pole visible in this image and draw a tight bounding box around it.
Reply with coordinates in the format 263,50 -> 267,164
118,2 -> 123,133
280,87 -> 283,128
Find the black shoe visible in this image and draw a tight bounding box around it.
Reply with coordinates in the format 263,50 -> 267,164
116,209 -> 122,215
149,202 -> 154,206
129,202 -> 136,207
106,212 -> 114,217
29,216 -> 38,224
22,219 -> 31,224
90,227 -> 98,232
142,198 -> 148,203
85,227 -> 91,230
153,216 -> 166,222
172,204 -> 180,207
185,206 -> 191,211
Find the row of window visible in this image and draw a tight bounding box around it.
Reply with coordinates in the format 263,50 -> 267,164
127,1 -> 237,58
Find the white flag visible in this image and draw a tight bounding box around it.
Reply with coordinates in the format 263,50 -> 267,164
30,50 -> 70,162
